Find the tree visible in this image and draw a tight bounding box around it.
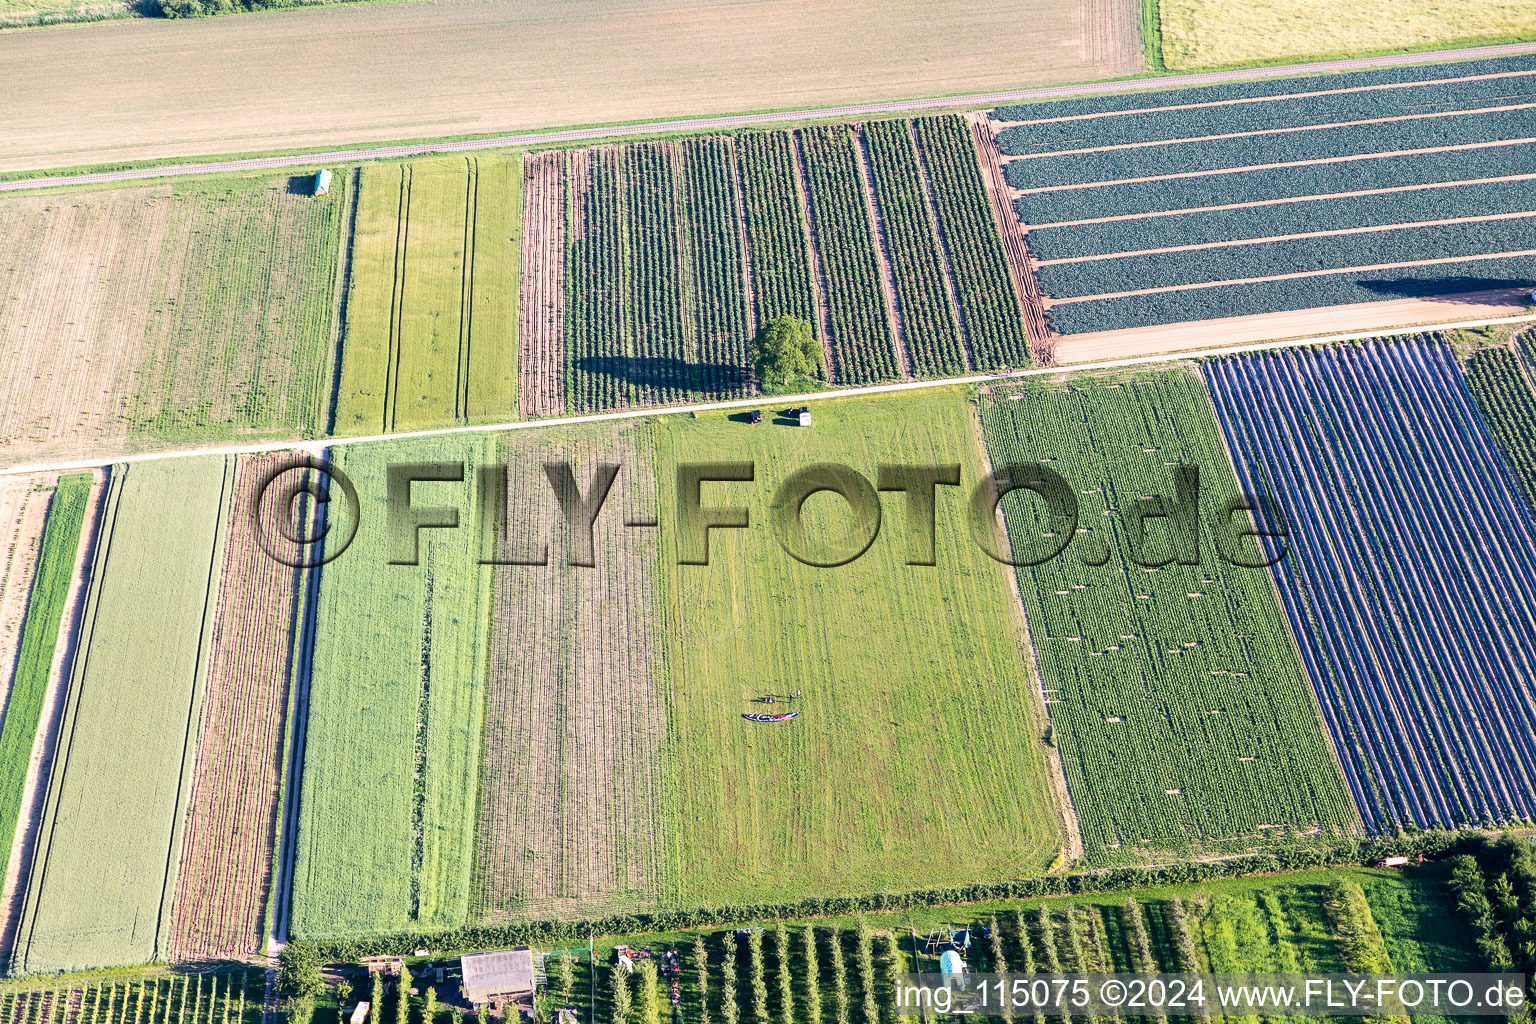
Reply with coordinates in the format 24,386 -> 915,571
396,968 -> 413,1024
637,961 -> 662,1024
371,973 -> 386,1024
422,986 -> 439,1024
773,922 -> 793,1024
278,944 -> 326,1000
751,316 -> 823,390
287,998 -> 315,1024
611,966 -> 633,1024
692,936 -> 711,1024
721,935 -> 740,1024
801,927 -> 822,1024
557,953 -> 576,1004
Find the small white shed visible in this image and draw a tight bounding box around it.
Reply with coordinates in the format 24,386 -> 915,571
313,168 -> 333,196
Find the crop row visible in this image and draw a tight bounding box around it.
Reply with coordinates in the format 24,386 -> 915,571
797,125 -> 899,384
1004,107 -> 1536,191
1028,178 -> 1536,260
1463,346 -> 1536,505
737,132 -> 819,328
1015,141 -> 1536,224
680,138 -> 754,398
861,120 -> 968,376
0,475 -> 89,882
910,115 -> 1032,370
1046,255 -> 1536,333
17,458 -> 232,973
977,371 -> 1355,856
622,142 -> 692,409
991,53 -> 1536,122
1038,214 -> 1536,298
1205,338 -> 1536,830
0,970 -> 260,1024
996,72 -> 1536,155
567,148 -> 632,412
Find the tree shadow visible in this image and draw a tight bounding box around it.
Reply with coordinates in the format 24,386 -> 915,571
573,356 -> 752,397
1357,275 -> 1536,302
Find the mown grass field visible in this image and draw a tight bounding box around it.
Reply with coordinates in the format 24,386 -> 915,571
291,436 -> 494,939
653,391 -> 1066,909
15,458 -> 230,973
1158,0 -> 1536,70
333,157 -> 520,435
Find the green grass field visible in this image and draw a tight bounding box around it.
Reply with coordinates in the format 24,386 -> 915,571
979,370 -> 1356,860
291,436 -> 495,939
333,157 -> 520,435
15,458 -> 230,973
0,474 -> 91,887
654,391 -> 1066,909
1158,0 -> 1536,69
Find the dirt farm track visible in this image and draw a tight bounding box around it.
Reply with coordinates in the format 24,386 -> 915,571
0,0 -> 1142,174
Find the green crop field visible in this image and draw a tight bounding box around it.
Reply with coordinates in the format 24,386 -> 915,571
15,458 -> 231,973
654,391 -> 1065,908
334,157 -> 520,435
979,369 -> 1357,860
0,474 -> 91,883
290,436 -> 495,939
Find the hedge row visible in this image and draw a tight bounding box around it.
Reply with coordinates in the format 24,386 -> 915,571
1003,107 -> 1536,190
995,73 -> 1536,156
989,53 -> 1536,123
1045,256 -> 1536,334
1028,179 -> 1536,260
1037,214 -> 1536,299
1014,141 -> 1535,224
311,830 -> 1491,961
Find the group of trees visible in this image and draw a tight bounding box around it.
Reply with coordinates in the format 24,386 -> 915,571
157,0 -> 331,17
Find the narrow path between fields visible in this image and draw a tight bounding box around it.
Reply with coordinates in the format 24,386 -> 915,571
5,41 -> 1536,194
4,310 -> 1533,478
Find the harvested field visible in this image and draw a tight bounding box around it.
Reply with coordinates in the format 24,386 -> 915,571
290,436 -> 493,939
474,425 -> 666,921
0,0 -> 1143,173
334,157 -> 520,434
518,152 -> 568,418
0,177 -> 345,466
992,55 -> 1536,335
1159,0 -> 1536,71
655,393 -> 1064,906
14,458 -> 231,973
169,454 -> 304,961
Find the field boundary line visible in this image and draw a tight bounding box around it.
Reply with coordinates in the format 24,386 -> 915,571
1037,209 -> 1536,264
998,102 -> 1536,161
988,67 -> 1536,127
5,312 -> 1535,477
6,41 -> 1536,193
1028,173 -> 1536,228
1011,137 -> 1536,194
1046,248 -> 1536,302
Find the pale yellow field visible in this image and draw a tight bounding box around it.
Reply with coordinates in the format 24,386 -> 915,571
0,0 -> 1140,174
1160,0 -> 1536,69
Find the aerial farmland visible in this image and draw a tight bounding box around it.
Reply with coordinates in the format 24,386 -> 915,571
0,0 -> 1533,1011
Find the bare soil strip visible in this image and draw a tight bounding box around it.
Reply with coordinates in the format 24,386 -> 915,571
169,455 -> 300,961
517,152 -> 568,418
0,476 -> 51,720
967,113 -> 1053,362
989,67 -> 1536,128
790,131 -> 838,382
0,470 -> 102,965
854,126 -> 912,377
1012,136 -> 1536,194
1038,209 -> 1536,265
1051,288 -> 1533,363
1045,248 -> 1536,304
1000,101 -> 1536,161
476,430 -> 665,920
1030,172 -> 1536,228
